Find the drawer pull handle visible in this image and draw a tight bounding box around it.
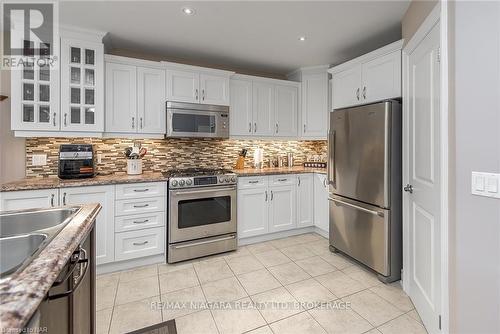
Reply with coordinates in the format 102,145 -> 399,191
133,219 -> 149,224
248,181 -> 259,184
133,204 -> 150,208
133,241 -> 149,246
277,178 -> 287,182
133,189 -> 150,192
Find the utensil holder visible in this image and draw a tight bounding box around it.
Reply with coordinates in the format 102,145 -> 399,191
127,159 -> 142,175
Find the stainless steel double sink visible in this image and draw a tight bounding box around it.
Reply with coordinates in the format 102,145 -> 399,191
0,206 -> 81,277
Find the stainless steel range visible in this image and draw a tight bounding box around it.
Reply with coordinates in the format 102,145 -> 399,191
163,168 -> 237,263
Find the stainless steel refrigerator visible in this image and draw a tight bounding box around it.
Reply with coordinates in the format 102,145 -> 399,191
328,100 -> 402,283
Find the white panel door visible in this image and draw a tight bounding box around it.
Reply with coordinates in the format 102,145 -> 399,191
313,174 -> 329,233
406,23 -> 441,334
61,185 -> 115,265
230,79 -> 253,136
200,74 -> 229,106
237,188 -> 269,238
301,73 -> 328,138
274,84 -> 298,137
105,62 -> 137,133
297,174 -> 314,227
0,189 -> 59,211
269,185 -> 296,232
137,67 -> 166,134
252,82 -> 275,136
332,66 -> 362,109
166,69 -> 199,103
361,50 -> 402,104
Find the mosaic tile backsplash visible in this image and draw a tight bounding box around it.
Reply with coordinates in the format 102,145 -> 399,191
25,138 -> 327,178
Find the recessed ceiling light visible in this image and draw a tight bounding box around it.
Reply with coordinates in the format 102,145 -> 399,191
182,7 -> 195,15
298,36 -> 306,41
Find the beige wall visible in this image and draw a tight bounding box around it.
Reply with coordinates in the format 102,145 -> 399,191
0,68 -> 26,183
401,0 -> 438,43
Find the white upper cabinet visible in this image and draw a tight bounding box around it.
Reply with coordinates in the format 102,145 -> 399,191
60,37 -> 104,132
105,62 -> 137,133
166,69 -> 200,103
361,51 -> 401,104
105,56 -> 166,136
200,73 -> 230,105
11,27 -> 105,136
252,81 -> 275,136
11,37 -> 60,132
332,66 -> 362,110
329,40 -> 403,110
230,75 -> 299,138
288,67 -> 329,139
165,66 -> 232,106
137,67 -> 166,134
230,79 -> 253,136
274,84 -> 298,137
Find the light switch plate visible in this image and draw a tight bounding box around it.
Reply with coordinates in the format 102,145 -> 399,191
32,154 -> 47,166
472,172 -> 500,198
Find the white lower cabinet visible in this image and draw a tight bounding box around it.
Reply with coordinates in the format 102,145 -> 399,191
238,173 -> 327,240
297,174 -> 314,227
237,187 -> 269,238
0,189 -> 59,211
61,185 -> 115,265
313,174 -> 329,233
115,227 -> 165,261
269,183 -> 296,232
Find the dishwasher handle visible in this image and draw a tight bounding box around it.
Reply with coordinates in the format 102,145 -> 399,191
48,248 -> 89,300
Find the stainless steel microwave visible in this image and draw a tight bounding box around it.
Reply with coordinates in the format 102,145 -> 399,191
166,101 -> 229,138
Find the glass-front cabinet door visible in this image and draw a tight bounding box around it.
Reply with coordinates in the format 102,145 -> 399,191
60,37 -> 104,132
11,39 -> 59,131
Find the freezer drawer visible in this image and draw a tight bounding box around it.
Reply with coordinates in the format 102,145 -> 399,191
329,195 -> 390,276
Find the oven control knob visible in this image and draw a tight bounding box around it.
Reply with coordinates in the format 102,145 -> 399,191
171,180 -> 178,187
231,176 -> 236,182
186,179 -> 192,186
179,179 -> 185,186
220,177 -> 226,183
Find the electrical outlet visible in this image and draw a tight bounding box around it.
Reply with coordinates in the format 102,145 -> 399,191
97,154 -> 102,164
32,154 -> 47,166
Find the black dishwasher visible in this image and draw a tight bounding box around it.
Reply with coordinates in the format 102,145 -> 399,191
38,227 -> 95,334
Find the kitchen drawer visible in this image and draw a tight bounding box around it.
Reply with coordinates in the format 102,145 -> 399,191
271,174 -> 297,186
237,176 -> 268,189
115,227 -> 165,261
115,182 -> 166,200
115,197 -> 165,216
115,212 -> 165,233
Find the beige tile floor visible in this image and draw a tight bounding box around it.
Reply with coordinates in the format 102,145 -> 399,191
96,233 -> 427,334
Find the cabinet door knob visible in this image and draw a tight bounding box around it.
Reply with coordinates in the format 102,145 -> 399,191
275,123 -> 279,134
63,192 -> 67,205
362,86 -> 367,99
64,113 -> 67,126
202,89 -> 205,101
265,190 -> 268,202
270,191 -> 273,201
53,113 -> 56,126
249,122 -> 252,133
404,184 -> 414,194
195,89 -> 199,100
356,88 -> 360,100
50,194 -> 55,207
132,117 -> 135,129
140,117 -> 143,129
303,124 -> 306,133
254,122 -> 257,133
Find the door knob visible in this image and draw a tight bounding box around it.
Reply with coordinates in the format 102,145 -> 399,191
404,184 -> 413,193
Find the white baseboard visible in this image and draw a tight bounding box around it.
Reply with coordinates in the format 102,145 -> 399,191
313,226 -> 329,238
96,254 -> 165,275
238,226 -> 319,245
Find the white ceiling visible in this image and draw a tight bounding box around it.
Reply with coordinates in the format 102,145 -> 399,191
59,1 -> 410,76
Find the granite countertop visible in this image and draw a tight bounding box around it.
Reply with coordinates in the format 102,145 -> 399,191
0,172 -> 168,192
233,166 -> 327,177
0,203 -> 101,330
0,167 -> 327,192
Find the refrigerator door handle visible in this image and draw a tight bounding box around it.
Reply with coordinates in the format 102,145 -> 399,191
328,130 -> 335,185
328,197 -> 385,217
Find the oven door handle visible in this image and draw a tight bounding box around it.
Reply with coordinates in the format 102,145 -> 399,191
171,186 -> 236,196
172,235 -> 236,249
